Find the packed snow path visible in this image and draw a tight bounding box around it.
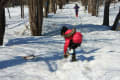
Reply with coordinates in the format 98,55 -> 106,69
0,2 -> 120,80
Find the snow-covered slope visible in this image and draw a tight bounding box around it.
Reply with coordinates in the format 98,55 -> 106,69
0,2 -> 120,80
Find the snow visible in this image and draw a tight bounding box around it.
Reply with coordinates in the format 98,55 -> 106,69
0,2 -> 120,80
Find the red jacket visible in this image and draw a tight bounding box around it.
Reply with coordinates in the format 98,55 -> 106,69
64,29 -> 82,53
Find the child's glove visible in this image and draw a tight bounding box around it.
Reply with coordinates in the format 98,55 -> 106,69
64,52 -> 70,58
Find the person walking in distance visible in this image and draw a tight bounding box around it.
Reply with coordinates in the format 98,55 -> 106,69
74,4 -> 80,17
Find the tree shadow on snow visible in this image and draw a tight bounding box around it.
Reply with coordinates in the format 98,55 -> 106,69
76,48 -> 100,54
47,14 -> 72,19
0,56 -> 27,69
5,36 -> 64,46
0,51 -> 63,72
77,55 -> 94,62
44,23 -> 110,36
33,52 -> 63,72
64,24 -> 110,33
76,48 -> 100,62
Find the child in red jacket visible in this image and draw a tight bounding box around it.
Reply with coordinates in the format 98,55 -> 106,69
61,26 -> 82,61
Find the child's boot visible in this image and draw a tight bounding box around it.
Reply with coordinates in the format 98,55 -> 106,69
64,52 -> 69,58
71,54 -> 77,62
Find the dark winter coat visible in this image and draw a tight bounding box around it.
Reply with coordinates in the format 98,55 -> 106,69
74,5 -> 79,13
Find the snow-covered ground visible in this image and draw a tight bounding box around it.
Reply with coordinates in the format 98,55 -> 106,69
0,2 -> 120,80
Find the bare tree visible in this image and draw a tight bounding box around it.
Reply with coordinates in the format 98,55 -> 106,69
20,0 -> 24,18
103,0 -> 111,26
28,0 -> 43,36
111,8 -> 120,30
81,0 -> 88,12
0,5 -> 5,45
0,0 -> 9,45
58,0 -> 63,9
44,0 -> 50,17
92,0 -> 97,16
66,0 -> 69,3
49,0 -> 53,12
88,0 -> 92,13
53,0 -> 57,14
96,0 -> 100,16
7,8 -> 11,18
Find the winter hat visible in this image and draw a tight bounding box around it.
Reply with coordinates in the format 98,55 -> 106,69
61,26 -> 68,35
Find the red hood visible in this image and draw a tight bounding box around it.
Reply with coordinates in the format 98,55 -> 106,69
64,29 -> 72,35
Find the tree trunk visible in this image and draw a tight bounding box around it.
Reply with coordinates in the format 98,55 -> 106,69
85,0 -> 88,11
96,0 -> 100,17
7,8 -> 11,18
20,0 -> 24,18
53,0 -> 57,14
28,0 -> 43,36
37,0 -> 43,35
81,0 -> 88,12
66,0 -> 69,3
0,0 -> 9,46
111,9 -> 120,30
88,0 -> 92,13
92,0 -> 97,16
49,0 -> 53,12
0,5 -> 5,45
58,0 -> 63,9
44,0 -> 50,17
103,0 -> 111,26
